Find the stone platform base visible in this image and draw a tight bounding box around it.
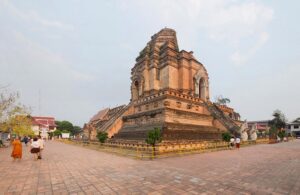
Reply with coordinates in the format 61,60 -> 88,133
113,122 -> 223,142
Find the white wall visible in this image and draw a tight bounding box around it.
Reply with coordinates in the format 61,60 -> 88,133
290,124 -> 300,132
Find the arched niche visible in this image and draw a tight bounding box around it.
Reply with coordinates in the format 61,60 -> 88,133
131,75 -> 144,101
199,78 -> 206,100
132,80 -> 140,101
194,71 -> 209,101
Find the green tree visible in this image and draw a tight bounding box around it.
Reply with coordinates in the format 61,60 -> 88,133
56,120 -> 73,132
215,95 -> 231,106
71,125 -> 82,135
268,110 -> 287,141
278,131 -> 285,139
53,130 -> 62,137
48,132 -> 54,139
269,110 -> 287,130
269,126 -> 277,140
145,128 -> 162,158
97,132 -> 108,143
222,132 -> 231,142
55,121 -> 61,129
0,88 -> 32,136
146,128 -> 162,146
55,121 -> 81,135
10,115 -> 34,137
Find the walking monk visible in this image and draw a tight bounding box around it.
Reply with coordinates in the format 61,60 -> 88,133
11,137 -> 22,160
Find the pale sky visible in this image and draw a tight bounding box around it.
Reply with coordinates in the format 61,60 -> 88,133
1,0 -> 299,126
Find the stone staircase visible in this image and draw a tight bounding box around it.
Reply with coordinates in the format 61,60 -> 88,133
205,102 -> 240,136
98,103 -> 131,134
113,123 -> 164,140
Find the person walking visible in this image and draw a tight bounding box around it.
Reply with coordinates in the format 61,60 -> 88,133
38,136 -> 45,159
23,136 -> 29,146
230,137 -> 235,150
30,137 -> 40,160
235,137 -> 241,149
11,137 -> 22,160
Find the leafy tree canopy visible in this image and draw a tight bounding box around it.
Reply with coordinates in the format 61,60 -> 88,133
269,109 -> 287,130
222,132 -> 231,142
215,95 -> 231,106
53,129 -> 62,136
0,87 -> 32,136
97,131 -> 108,143
72,126 -> 82,135
55,120 -> 74,132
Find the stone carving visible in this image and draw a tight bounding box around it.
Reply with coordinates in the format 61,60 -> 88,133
250,123 -> 258,141
239,121 -> 249,141
163,100 -> 170,106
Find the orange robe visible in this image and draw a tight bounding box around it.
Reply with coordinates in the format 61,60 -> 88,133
11,140 -> 22,159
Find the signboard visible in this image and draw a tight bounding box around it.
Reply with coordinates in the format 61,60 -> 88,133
61,133 -> 70,139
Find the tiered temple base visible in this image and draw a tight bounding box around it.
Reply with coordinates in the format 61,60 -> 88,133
113,89 -> 226,142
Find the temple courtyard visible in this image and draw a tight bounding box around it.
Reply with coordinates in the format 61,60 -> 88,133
0,140 -> 299,195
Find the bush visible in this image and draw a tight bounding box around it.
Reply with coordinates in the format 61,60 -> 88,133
97,132 -> 108,143
222,132 -> 231,142
53,130 -> 62,136
269,126 -> 278,139
278,131 -> 285,139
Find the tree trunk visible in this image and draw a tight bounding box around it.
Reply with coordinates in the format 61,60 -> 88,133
152,144 -> 156,159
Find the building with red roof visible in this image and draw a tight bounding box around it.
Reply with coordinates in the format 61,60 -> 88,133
31,116 -> 57,138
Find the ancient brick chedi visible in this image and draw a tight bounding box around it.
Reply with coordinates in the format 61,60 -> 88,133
84,28 -> 241,141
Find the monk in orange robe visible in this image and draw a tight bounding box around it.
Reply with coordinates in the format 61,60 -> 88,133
11,137 -> 22,159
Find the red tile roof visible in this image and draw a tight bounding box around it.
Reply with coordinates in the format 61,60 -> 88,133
31,116 -> 57,127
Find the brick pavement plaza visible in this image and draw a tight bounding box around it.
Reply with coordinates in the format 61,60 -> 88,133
0,140 -> 299,195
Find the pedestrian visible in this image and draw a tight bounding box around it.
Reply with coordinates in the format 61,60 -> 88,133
11,137 -> 22,160
235,137 -> 241,149
30,137 -> 40,160
23,136 -> 29,146
230,137 -> 235,149
38,136 -> 45,159
277,136 -> 281,142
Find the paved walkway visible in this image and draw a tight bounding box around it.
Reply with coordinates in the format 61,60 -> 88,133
0,140 -> 299,195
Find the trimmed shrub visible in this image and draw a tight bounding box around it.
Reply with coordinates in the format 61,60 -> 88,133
222,132 -> 231,142
145,127 -> 162,146
97,132 -> 108,143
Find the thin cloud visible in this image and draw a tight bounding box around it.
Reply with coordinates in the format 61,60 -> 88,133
1,0 -> 73,30
120,0 -> 273,64
231,32 -> 270,65
232,63 -> 300,121
10,31 -> 93,82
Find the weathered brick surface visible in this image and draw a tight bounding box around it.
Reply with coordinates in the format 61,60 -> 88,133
0,140 -> 299,194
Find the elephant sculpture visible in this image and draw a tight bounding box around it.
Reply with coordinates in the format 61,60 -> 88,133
239,121 -> 249,141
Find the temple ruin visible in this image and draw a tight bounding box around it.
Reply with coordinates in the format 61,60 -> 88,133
84,28 -> 241,142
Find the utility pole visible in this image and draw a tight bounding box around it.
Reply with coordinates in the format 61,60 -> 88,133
38,89 -> 41,116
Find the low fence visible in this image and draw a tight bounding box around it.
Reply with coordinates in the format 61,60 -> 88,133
63,138 -> 270,159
